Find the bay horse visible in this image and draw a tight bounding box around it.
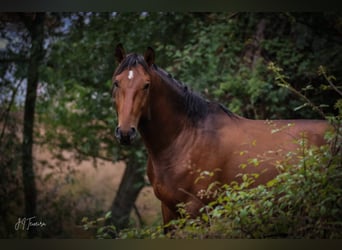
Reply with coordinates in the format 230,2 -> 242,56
111,44 -> 330,227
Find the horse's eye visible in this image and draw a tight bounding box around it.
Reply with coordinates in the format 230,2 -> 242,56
114,81 -> 119,88
143,83 -> 150,90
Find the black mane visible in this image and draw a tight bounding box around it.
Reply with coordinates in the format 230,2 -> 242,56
153,65 -> 237,124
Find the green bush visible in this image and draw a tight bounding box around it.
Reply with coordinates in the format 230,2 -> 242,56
168,135 -> 341,239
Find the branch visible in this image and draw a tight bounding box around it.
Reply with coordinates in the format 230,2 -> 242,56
0,57 -> 29,63
268,62 -> 326,119
319,66 -> 342,96
0,80 -> 22,146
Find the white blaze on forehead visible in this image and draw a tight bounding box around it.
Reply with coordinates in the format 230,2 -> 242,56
128,70 -> 134,80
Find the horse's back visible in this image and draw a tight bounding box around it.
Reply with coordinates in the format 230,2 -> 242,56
210,117 -> 330,185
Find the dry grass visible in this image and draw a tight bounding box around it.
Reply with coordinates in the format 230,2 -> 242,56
1,113 -> 160,238
33,143 -> 161,238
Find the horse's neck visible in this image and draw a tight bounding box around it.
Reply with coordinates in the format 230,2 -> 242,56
138,77 -> 188,154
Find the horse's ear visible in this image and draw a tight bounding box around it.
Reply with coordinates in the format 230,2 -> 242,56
115,43 -> 126,63
144,46 -> 155,66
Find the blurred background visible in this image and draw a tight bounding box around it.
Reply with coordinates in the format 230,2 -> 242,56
0,12 -> 341,238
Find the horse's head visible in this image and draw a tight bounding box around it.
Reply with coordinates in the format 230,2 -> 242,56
112,44 -> 155,145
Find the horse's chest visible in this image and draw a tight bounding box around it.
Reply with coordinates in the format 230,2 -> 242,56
148,161 -> 191,206
152,181 -> 177,206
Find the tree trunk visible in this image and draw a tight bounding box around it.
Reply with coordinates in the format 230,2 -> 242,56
107,162 -> 145,234
243,18 -> 267,69
21,13 -> 45,238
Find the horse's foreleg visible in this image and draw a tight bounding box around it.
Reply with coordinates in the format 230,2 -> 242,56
161,202 -> 177,224
161,202 -> 178,234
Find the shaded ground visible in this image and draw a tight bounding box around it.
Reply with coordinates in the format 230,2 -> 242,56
1,113 -> 160,238
33,144 -> 161,238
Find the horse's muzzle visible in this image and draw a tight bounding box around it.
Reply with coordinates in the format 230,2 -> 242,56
115,126 -> 137,145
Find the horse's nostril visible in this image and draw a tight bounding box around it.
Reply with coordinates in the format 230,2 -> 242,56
115,126 -> 121,139
115,126 -> 137,145
129,127 -> 137,140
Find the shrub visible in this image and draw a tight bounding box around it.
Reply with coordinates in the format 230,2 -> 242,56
168,133 -> 341,238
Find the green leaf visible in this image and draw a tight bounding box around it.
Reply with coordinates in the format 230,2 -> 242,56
104,211 -> 112,219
